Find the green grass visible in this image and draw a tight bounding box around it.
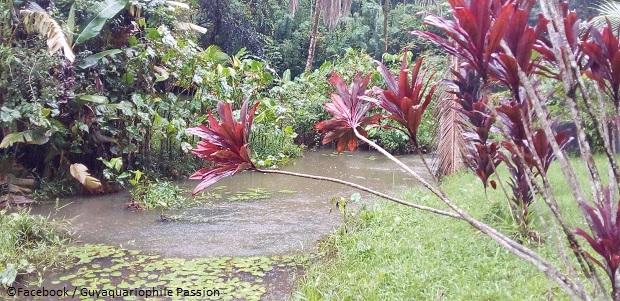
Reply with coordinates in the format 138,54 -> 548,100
0,209 -> 71,286
293,155 -> 615,300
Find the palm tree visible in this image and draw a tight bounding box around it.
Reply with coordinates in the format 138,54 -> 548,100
290,0 -> 353,72
381,0 -> 443,55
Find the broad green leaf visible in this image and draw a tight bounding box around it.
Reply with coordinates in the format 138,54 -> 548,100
69,163 -> 102,191
99,157 -> 123,172
67,3 -> 75,44
129,170 -> 143,185
74,0 -> 128,45
128,35 -> 138,46
109,157 -> 123,172
145,28 -> 162,40
109,101 -> 135,116
77,95 -> 109,104
0,130 -> 50,148
0,264 -> 17,286
0,133 -> 25,148
76,49 -> 122,69
121,72 -> 134,85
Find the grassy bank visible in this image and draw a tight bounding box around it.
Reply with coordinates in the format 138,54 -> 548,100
0,210 -> 71,286
293,156 -> 610,300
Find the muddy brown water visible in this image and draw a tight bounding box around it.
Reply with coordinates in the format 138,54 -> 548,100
35,149 -> 432,258
24,149 -> 432,300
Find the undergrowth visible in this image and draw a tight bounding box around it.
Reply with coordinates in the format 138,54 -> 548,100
0,209 -> 71,287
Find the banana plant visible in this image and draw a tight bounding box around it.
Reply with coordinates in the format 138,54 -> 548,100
73,0 -> 129,46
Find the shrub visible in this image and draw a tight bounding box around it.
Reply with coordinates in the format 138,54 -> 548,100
250,124 -> 303,168
129,179 -> 189,212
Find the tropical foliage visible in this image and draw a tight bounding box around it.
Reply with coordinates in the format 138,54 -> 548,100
187,0 -> 620,299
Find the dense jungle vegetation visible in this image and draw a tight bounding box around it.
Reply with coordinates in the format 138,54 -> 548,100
0,0 -> 456,204
0,0 -> 600,201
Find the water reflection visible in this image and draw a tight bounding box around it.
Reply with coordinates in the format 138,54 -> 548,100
33,149 -> 432,258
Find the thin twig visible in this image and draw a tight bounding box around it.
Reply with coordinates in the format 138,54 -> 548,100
254,168 -> 461,219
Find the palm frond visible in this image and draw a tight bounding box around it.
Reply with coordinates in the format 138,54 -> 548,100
590,0 -> 620,31
319,0 -> 353,30
20,4 -> 75,62
434,87 -> 465,176
434,57 -> 465,176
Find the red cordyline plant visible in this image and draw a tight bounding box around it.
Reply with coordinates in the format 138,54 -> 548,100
315,72 -> 381,152
490,0 -> 549,96
184,100 -> 258,195
187,98 -> 458,217
580,20 -> 620,109
414,0 -> 620,297
576,189 -> 620,293
444,64 -> 500,189
496,96 -> 574,228
369,54 -> 437,147
535,2 -> 583,74
413,0 -> 515,81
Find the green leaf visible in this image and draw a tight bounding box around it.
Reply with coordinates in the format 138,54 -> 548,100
145,28 -> 162,40
0,130 -> 50,148
110,101 -> 135,116
67,3 -> 75,45
0,264 -> 18,286
74,0 -> 128,45
128,35 -> 138,47
98,157 -> 123,171
109,157 -> 123,172
77,95 -> 109,104
76,49 -> 122,69
121,72 -> 134,85
0,133 -> 24,148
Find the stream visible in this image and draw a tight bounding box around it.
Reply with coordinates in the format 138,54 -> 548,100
22,149 -> 432,300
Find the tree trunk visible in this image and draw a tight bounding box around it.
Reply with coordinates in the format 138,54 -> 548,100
305,0 -> 321,72
208,0 -> 222,46
382,0 -> 390,55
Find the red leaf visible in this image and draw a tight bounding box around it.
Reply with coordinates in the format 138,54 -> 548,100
186,99 -> 258,194
371,56 -> 437,145
315,72 -> 378,153
575,189 -> 620,282
415,0 -> 518,80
